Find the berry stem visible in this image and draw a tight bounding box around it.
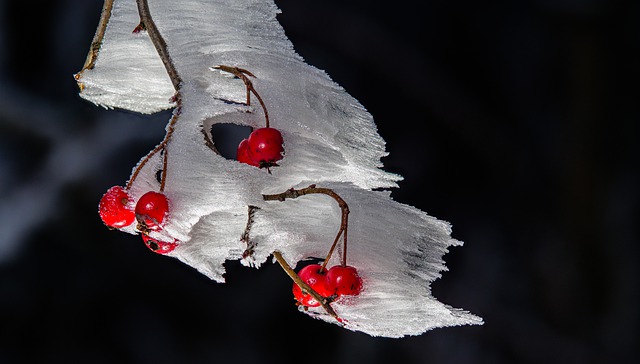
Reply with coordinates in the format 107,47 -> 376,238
159,110 -> 179,192
125,0 -> 184,192
125,105 -> 180,191
262,185 -> 350,268
214,65 -> 270,128
272,251 -> 339,320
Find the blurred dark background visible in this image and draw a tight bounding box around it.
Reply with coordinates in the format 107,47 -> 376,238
1,0 -> 638,363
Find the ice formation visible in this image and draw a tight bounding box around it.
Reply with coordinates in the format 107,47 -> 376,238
76,0 -> 482,337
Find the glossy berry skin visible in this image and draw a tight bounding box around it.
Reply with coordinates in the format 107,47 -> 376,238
236,139 -> 259,166
247,127 -> 284,167
326,265 -> 363,297
292,264 -> 331,307
141,234 -> 177,254
98,186 -> 135,228
135,191 -> 169,231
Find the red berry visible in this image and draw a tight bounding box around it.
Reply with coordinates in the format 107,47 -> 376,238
292,264 -> 331,307
237,138 -> 259,166
98,186 -> 135,228
247,128 -> 284,167
141,234 -> 177,254
135,191 -> 169,231
326,265 -> 363,297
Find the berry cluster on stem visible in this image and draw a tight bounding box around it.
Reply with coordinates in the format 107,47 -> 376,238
261,185 -> 363,319
214,65 -> 285,170
97,0 -> 182,254
89,0 -> 363,322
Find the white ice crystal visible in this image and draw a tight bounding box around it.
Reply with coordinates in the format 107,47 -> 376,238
77,0 -> 483,337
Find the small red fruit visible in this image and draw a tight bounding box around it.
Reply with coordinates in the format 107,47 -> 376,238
141,234 -> 177,254
292,264 -> 331,307
236,138 -> 259,166
246,127 -> 284,167
326,265 -> 363,297
135,191 -> 169,231
98,186 -> 135,228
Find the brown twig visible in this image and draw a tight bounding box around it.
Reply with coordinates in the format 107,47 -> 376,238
74,0 -> 114,89
125,105 -> 180,191
214,65 -> 270,128
123,0 -> 185,192
241,206 -> 260,260
262,185 -> 350,268
239,206 -> 338,319
272,251 -> 339,320
136,0 -> 182,91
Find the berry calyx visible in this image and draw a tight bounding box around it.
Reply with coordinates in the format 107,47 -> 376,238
135,191 -> 170,231
98,186 -> 135,228
326,265 -> 363,297
141,234 -> 177,254
292,264 -> 332,307
246,127 -> 284,168
237,138 -> 259,166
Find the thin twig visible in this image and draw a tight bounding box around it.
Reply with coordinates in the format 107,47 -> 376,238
126,144 -> 164,190
124,0 -> 184,191
159,111 -> 179,192
241,206 -> 260,260
262,185 -> 350,268
125,105 -> 180,191
214,65 -> 270,128
136,0 -> 182,91
272,251 -> 339,320
240,207 -> 338,319
74,0 -> 114,88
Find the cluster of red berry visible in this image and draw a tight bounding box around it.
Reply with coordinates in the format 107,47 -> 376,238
237,127 -> 284,168
98,65 -> 363,314
98,186 -> 176,254
293,263 -> 363,307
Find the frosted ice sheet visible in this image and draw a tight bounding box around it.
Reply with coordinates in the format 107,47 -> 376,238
78,0 -> 174,113
77,0 -> 482,337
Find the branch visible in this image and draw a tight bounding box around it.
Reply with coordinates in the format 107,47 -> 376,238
263,185 -> 350,268
241,205 -> 260,261
214,65 -> 271,128
272,251 -> 339,320
123,0 -> 185,192
136,0 -> 182,91
74,0 -> 114,88
240,203 -> 340,320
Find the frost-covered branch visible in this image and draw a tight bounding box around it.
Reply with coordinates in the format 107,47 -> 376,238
135,0 -> 182,91
78,0 -> 482,337
74,0 -> 114,87
272,251 -> 339,320
240,205 -> 259,259
263,185 -> 350,268
126,113 -> 178,192
241,203 -> 339,319
126,0 -> 184,192
214,65 -> 271,127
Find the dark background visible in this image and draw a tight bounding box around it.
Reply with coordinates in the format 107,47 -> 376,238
1,0 -> 638,363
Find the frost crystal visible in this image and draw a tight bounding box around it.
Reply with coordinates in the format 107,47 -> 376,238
76,0 -> 482,337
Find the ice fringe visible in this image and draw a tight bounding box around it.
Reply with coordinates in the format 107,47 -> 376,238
76,0 -> 483,337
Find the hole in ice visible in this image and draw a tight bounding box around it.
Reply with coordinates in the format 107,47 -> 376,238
209,123 -> 253,160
